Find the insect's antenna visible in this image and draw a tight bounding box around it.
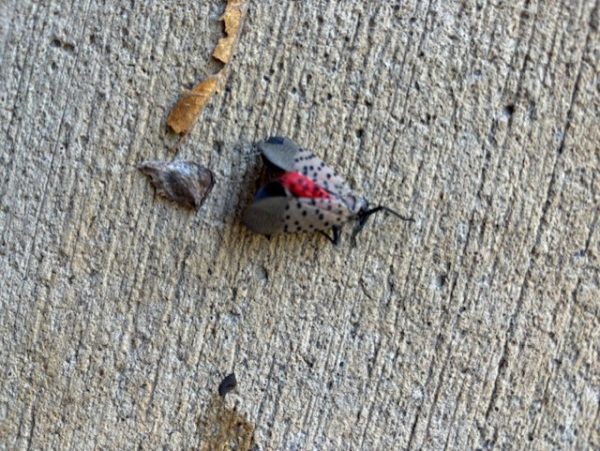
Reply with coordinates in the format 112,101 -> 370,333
352,205 -> 414,243
372,206 -> 414,222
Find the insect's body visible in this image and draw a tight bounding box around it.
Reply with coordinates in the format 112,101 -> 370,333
278,172 -> 333,200
243,136 -> 411,245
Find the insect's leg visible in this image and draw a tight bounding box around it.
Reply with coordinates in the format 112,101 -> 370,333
331,226 -> 341,246
351,218 -> 369,242
351,212 -> 376,241
320,226 -> 341,246
319,231 -> 334,244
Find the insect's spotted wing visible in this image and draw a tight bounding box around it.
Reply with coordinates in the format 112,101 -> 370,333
292,149 -> 354,199
259,136 -> 353,198
281,196 -> 352,233
242,179 -> 353,237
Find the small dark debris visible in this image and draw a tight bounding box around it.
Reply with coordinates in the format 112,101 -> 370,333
219,373 -> 237,397
503,104 -> 515,117
436,273 -> 447,288
50,38 -> 75,52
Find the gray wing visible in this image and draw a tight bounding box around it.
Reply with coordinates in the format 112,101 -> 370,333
242,196 -> 288,235
258,136 -> 354,198
258,136 -> 300,172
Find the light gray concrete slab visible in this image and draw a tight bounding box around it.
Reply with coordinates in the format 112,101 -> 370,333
1,1 -> 598,449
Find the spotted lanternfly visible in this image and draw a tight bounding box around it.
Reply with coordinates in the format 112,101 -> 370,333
242,136 -> 413,245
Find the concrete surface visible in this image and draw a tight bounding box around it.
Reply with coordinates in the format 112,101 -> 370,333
1,0 -> 599,449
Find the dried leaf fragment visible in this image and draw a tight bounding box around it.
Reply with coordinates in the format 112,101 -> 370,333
138,160 -> 214,210
166,77 -> 218,135
165,0 -> 245,138
212,0 -> 245,64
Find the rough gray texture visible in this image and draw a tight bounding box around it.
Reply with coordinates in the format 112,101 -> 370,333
1,0 -> 599,449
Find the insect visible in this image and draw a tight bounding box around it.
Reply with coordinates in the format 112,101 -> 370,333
242,136 -> 413,245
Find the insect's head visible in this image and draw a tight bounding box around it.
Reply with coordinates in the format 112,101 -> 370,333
351,203 -> 414,243
353,196 -> 369,214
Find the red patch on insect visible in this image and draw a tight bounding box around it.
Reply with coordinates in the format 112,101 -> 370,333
279,172 -> 331,199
